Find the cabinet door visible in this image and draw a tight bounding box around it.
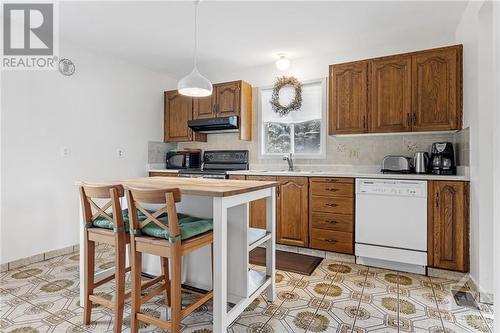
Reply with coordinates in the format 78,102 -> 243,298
371,56 -> 412,133
246,176 -> 277,229
329,61 -> 369,134
277,177 -> 309,247
412,46 -> 462,131
193,96 -> 215,120
428,181 -> 469,272
164,91 -> 193,142
215,81 -> 241,117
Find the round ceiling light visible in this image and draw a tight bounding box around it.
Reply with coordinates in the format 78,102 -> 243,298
275,54 -> 291,71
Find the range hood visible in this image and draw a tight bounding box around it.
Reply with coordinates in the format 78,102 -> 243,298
188,116 -> 239,133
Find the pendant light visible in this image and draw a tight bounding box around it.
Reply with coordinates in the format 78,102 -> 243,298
177,0 -> 213,97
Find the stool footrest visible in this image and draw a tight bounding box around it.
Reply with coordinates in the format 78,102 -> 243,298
137,312 -> 172,331
140,283 -> 167,305
89,295 -> 114,310
181,291 -> 213,319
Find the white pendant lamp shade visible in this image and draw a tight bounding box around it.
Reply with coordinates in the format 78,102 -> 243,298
177,1 -> 212,97
178,66 -> 213,97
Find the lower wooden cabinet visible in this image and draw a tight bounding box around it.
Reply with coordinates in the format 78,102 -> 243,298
277,177 -> 309,247
428,181 -> 469,272
309,178 -> 355,254
234,175 -> 309,247
245,175 -> 277,230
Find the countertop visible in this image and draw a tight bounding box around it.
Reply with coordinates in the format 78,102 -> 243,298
226,170 -> 470,181
77,177 -> 278,197
147,168 -> 470,182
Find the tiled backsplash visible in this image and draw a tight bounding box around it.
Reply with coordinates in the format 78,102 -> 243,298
148,141 -> 176,164
175,129 -> 469,168
150,128 -> 469,169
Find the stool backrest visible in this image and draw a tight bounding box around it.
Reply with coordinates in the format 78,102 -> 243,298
79,184 -> 125,231
125,187 -> 181,241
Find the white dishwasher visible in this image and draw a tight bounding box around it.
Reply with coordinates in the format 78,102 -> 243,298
355,178 -> 428,274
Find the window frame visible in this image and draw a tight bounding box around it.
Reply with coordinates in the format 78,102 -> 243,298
258,77 -> 327,160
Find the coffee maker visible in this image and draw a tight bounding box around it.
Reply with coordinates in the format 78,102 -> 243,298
430,142 -> 456,175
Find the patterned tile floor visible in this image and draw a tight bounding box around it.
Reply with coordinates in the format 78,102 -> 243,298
0,244 -> 494,333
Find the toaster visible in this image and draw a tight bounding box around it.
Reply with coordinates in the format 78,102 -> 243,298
381,155 -> 413,174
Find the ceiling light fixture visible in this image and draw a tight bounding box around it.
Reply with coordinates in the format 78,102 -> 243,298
275,53 -> 291,71
177,0 -> 212,97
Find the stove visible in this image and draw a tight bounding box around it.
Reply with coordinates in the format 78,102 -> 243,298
177,150 -> 249,179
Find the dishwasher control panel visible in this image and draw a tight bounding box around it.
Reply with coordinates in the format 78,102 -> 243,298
356,179 -> 427,197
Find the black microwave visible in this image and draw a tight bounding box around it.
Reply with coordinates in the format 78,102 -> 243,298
166,151 -> 201,169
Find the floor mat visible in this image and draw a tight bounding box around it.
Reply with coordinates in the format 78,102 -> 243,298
249,247 -> 323,276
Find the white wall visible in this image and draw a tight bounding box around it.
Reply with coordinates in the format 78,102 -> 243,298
205,33 -> 457,88
493,1 -> 500,328
455,0 -> 494,298
0,42 -> 176,264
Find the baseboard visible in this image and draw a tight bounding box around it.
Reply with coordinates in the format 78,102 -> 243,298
275,244 -> 355,263
1,244 -> 79,272
467,275 -> 494,305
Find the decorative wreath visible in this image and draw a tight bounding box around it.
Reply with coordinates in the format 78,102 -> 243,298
270,76 -> 302,117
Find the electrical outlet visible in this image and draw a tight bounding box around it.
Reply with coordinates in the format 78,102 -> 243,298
61,147 -> 70,158
117,149 -> 125,158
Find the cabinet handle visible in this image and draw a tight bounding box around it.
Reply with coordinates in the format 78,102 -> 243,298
413,113 -> 417,125
326,203 -> 338,208
326,220 -> 337,225
326,188 -> 339,192
435,192 -> 439,207
212,104 -> 216,114
407,113 -> 411,127
325,239 -> 337,244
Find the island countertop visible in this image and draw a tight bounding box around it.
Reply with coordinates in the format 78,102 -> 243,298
77,176 -> 278,197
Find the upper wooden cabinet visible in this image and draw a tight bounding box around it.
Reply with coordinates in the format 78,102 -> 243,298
164,91 -> 206,142
329,61 -> 369,134
428,181 -> 469,272
193,96 -> 214,120
165,80 -> 253,142
412,47 -> 462,131
214,81 -> 241,117
328,45 -> 463,135
370,56 -> 412,133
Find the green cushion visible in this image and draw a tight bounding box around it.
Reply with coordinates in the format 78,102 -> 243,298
91,209 -> 165,232
92,209 -> 213,241
92,209 -> 131,231
140,214 -> 213,242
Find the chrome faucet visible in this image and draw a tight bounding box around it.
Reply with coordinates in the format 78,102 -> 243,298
283,153 -> 294,171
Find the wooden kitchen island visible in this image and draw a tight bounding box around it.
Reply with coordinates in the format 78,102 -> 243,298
78,177 -> 277,332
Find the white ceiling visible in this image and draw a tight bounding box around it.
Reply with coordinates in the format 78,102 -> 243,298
60,1 -> 468,79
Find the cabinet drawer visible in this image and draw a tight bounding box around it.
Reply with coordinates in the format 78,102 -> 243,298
228,175 -> 246,180
310,177 -> 353,184
311,196 -> 353,214
149,172 -> 178,177
310,182 -> 353,197
310,229 -> 353,254
311,212 -> 353,233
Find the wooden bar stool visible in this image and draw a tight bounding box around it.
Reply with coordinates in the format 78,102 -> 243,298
126,187 -> 214,333
79,184 -> 167,333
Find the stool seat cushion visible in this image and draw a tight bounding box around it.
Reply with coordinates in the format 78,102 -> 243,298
91,209 -> 164,232
92,209 -> 131,231
140,215 -> 213,241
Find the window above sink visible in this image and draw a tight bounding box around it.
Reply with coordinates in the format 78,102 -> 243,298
258,78 -> 327,159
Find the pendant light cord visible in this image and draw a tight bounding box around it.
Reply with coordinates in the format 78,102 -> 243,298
193,0 -> 199,69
